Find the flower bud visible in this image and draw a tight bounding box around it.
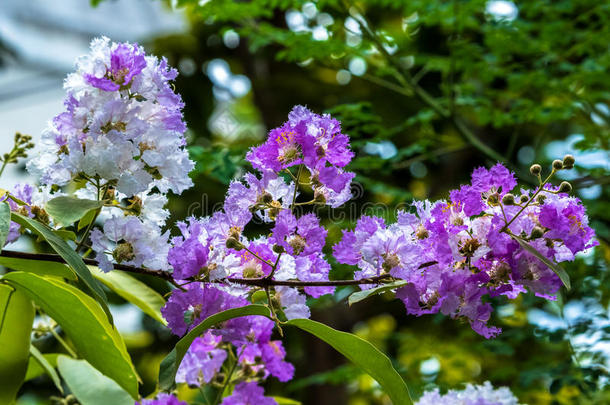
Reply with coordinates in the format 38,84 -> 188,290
261,192 -> 273,204
530,226 -> 545,239
501,193 -> 515,205
519,195 -> 529,204
562,154 -> 575,169
552,159 -> 563,170
530,164 -> 542,176
559,181 -> 572,193
536,194 -> 547,204
226,237 -> 244,251
272,244 -> 285,254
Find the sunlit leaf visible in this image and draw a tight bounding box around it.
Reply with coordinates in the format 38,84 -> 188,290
45,196 -> 103,228
3,272 -> 139,398
57,356 -> 133,405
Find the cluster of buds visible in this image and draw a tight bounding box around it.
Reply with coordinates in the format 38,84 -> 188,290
502,154 -> 576,207
1,133 -> 34,167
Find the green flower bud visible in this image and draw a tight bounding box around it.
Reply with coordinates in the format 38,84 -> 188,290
552,159 -> 563,170
530,164 -> 542,176
272,244 -> 285,254
519,195 -> 529,204
226,237 -> 244,250
530,226 -> 545,239
559,181 -> 572,193
501,193 -> 515,205
562,154 -> 575,169
536,194 -> 547,204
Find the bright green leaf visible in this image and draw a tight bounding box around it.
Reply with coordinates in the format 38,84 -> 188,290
348,280 -> 408,306
510,235 -> 571,290
273,397 -> 302,405
29,345 -> 63,394
25,353 -> 60,381
89,266 -> 167,325
0,284 -> 35,404
0,255 -> 76,280
45,196 -> 103,228
0,202 -> 10,249
287,318 -> 413,405
3,272 -> 139,398
57,356 -> 133,405
158,304 -> 271,390
10,212 -> 112,322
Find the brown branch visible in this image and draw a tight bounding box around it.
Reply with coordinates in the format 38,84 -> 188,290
0,250 -> 438,288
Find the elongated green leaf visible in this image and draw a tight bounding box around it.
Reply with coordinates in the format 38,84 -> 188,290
0,284 -> 35,404
159,304 -> 271,390
273,397 -> 302,405
45,196 -> 103,227
0,202 -> 10,249
3,272 -> 139,398
89,266 -> 166,325
287,318 -> 412,405
348,280 -> 408,306
29,345 -> 63,393
0,256 -> 76,280
510,235 -> 571,290
11,212 -> 111,322
57,356 -> 133,405
25,353 -> 60,381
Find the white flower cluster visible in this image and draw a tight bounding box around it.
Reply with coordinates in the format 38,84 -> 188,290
415,381 -> 522,405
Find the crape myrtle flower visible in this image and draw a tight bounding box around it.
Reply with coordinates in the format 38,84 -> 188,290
137,393 -> 187,405
90,216 -> 170,273
333,163 -> 596,338
176,332 -> 227,386
246,105 -> 355,208
27,37 -> 193,197
220,382 -> 278,405
415,381 -> 521,405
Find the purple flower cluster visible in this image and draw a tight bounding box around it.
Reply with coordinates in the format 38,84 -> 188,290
246,106 -> 355,207
161,284 -> 292,401
137,393 -> 187,405
333,163 -> 597,338
159,106 -> 356,402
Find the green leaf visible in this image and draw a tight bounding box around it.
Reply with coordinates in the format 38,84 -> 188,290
25,353 -> 60,381
0,256 -> 76,280
158,304 -> 271,390
57,356 -> 133,405
78,208 -> 98,231
273,397 -> 302,405
0,202 -> 10,249
510,235 -> 571,290
286,318 -> 412,405
348,281 -> 408,306
3,272 -> 139,398
29,345 -> 63,393
0,284 -> 35,404
10,212 -> 112,322
89,266 -> 167,325
45,196 -> 103,228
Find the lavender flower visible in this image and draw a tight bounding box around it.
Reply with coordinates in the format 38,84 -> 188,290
137,393 -> 187,405
220,382 -> 278,405
28,37 -> 193,197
